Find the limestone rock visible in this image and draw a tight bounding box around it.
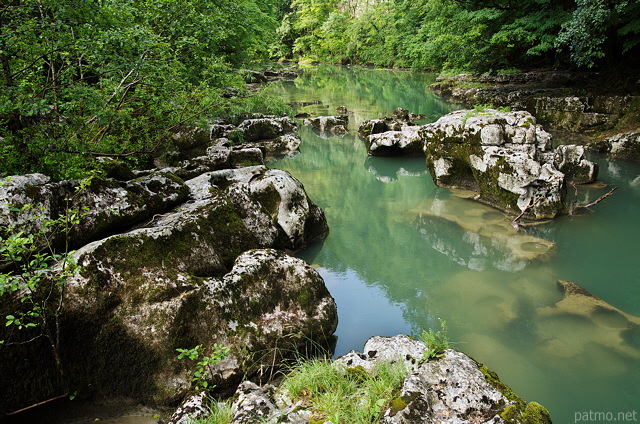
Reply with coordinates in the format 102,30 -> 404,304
536,280 -> 640,362
364,126 -> 424,157
358,108 -> 422,139
303,115 -> 349,137
224,335 -> 550,424
0,170 -> 189,250
236,117 -> 297,143
420,109 -> 598,220
63,248 -> 337,403
593,130 -> 640,161
554,144 -> 598,184
168,391 -> 210,424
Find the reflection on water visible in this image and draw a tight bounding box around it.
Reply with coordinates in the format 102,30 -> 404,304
269,65 -> 640,423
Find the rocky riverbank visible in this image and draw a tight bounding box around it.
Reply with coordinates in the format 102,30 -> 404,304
0,115 -> 336,416
429,70 -> 640,161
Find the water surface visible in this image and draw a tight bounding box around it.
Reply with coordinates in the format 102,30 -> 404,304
268,65 -> 640,423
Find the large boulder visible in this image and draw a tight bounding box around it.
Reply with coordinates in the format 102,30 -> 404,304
223,335 -> 550,424
0,170 -> 189,250
62,248 -> 337,404
358,107 -> 424,139
419,109 -> 598,220
0,166 -> 332,413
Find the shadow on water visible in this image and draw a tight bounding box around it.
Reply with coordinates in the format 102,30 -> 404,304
270,65 -> 640,424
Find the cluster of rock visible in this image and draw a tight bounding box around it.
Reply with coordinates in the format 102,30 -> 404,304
0,117 -> 337,414
591,130 -> 640,160
303,114 -> 349,137
169,335 -> 551,424
359,108 -> 598,220
162,115 -> 301,181
358,108 -> 427,156
429,71 -> 640,160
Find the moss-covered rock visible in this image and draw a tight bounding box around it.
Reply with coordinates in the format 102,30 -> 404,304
420,109 -> 597,220
0,170 -> 189,251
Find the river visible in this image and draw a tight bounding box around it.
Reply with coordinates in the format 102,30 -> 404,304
268,65 -> 640,423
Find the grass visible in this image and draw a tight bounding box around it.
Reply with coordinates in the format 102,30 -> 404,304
280,359 -> 408,424
190,401 -> 235,424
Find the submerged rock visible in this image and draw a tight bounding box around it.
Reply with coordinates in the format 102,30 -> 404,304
419,109 -> 598,219
536,280 -> 640,362
407,194 -> 556,271
223,335 -> 550,424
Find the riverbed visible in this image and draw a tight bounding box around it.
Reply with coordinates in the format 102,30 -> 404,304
268,65 -> 640,423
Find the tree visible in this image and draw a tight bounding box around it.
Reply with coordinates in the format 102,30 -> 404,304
0,0 -> 285,180
556,0 -> 640,68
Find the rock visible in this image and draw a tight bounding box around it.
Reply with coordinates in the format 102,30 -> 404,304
0,162 -> 333,412
429,71 -> 637,133
554,144 -> 598,184
60,248 -> 337,404
0,170 -> 189,250
168,391 -> 210,424
592,130 -> 640,161
231,381 -> 278,423
364,126 -> 424,157
358,108 -> 422,139
185,166 -> 329,249
419,109 -> 598,219
536,280 -> 640,362
407,194 -> 556,272
236,117 -> 297,143
223,335 -> 550,424
303,115 -> 349,137
230,147 -> 264,168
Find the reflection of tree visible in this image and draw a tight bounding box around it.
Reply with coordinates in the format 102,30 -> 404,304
268,65 -> 458,128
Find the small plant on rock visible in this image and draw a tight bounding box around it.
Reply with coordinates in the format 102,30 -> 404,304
176,343 -> 230,391
420,318 -> 450,361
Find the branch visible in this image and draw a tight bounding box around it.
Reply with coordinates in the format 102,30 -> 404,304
511,195 -> 544,230
575,186 -> 618,210
5,392 -> 69,416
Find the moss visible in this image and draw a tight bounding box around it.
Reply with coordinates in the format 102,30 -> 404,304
252,183 -> 281,216
478,363 -> 521,404
522,402 -> 552,424
390,396 -> 408,414
501,404 -> 520,422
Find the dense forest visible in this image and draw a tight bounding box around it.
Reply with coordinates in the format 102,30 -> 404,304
0,0 -> 290,179
275,0 -> 640,71
1,0 -> 640,179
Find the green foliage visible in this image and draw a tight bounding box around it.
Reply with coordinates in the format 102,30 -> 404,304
176,343 -> 230,391
0,0 -> 284,179
556,0 -> 640,68
0,174 -> 92,385
420,319 -> 450,361
191,401 -> 235,424
280,358 -> 407,423
278,0 -> 640,71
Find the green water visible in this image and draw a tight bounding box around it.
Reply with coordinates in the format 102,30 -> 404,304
268,66 -> 640,423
